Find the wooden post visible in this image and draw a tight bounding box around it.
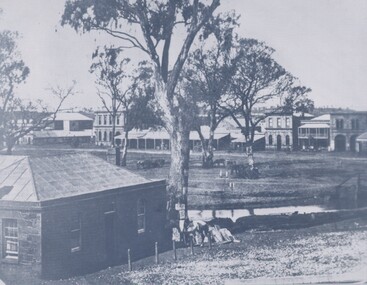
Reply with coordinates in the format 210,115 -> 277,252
190,236 -> 194,255
155,242 -> 159,264
128,249 -> 132,271
208,232 -> 212,249
173,240 -> 177,261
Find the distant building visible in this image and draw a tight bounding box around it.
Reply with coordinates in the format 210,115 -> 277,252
356,132 -> 367,154
33,112 -> 94,145
93,110 -> 125,146
0,153 -> 167,279
298,114 -> 331,150
329,112 -> 367,151
264,113 -> 312,150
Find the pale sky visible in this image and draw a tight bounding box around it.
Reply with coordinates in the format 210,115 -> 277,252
0,0 -> 366,110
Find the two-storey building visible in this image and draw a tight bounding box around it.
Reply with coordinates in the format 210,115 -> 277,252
32,112 -> 94,145
329,112 -> 367,151
264,112 -> 312,150
298,114 -> 331,150
93,110 -> 125,146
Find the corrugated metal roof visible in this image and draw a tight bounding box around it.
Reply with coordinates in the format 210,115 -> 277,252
357,132 -> 367,142
299,123 -> 330,128
54,112 -> 93,121
33,129 -> 93,138
311,114 -> 331,121
0,153 -> 152,202
0,156 -> 38,202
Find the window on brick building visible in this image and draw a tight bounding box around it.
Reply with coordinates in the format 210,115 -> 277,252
137,199 -> 146,234
352,119 -> 359,130
269,135 -> 273,145
2,219 -> 18,260
268,118 -> 273,128
116,115 -> 120,125
103,115 -> 107,125
286,135 -> 290,146
336,119 -> 344,130
70,214 -> 81,253
286,118 -> 290,128
98,115 -> 102,125
109,115 -> 112,125
277,118 -> 281,128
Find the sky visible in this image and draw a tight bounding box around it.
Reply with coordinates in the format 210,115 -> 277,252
0,0 -> 367,110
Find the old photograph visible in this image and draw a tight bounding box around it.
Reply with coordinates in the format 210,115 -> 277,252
0,0 -> 366,284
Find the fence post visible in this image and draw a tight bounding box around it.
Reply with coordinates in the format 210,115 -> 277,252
128,249 -> 132,271
155,242 -> 159,264
208,232 -> 212,249
190,236 -> 194,255
173,240 -> 177,261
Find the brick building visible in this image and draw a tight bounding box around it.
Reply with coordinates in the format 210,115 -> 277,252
0,153 -> 167,279
93,110 -> 125,146
264,113 -> 310,150
329,112 -> 367,151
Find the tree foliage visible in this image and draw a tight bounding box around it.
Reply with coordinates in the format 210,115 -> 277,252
62,0 -> 221,219
223,38 -> 311,168
185,11 -> 239,167
0,31 -> 72,153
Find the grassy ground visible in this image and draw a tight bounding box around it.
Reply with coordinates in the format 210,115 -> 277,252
8,145 -> 367,209
2,146 -> 367,284
2,217 -> 366,285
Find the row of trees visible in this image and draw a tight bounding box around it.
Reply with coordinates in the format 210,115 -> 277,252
61,0 -> 313,222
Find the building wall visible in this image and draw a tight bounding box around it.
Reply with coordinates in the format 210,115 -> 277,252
0,206 -> 42,274
41,183 -> 167,279
94,112 -> 125,146
329,113 -> 367,151
264,114 -> 296,150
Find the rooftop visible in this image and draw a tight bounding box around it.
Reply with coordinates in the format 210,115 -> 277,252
55,112 -> 93,121
0,153 -> 152,202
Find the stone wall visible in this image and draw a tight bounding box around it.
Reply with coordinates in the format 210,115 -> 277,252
0,207 -> 42,274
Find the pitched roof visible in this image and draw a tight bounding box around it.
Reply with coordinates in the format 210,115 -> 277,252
311,114 -> 331,121
0,156 -> 38,202
357,132 -> 367,142
55,112 -> 93,121
0,153 -> 152,202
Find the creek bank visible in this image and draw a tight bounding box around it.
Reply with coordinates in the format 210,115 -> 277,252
200,207 -> 367,233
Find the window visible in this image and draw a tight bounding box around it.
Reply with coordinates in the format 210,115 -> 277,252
286,135 -> 290,146
268,118 -> 273,128
109,115 -> 112,125
286,118 -> 290,128
352,119 -> 360,130
70,214 -> 81,253
103,131 -> 107,142
98,115 -> 102,125
103,115 -> 107,125
109,131 -> 112,142
269,135 -> 273,145
116,115 -> 120,125
277,118 -> 281,128
98,131 -> 102,142
336,119 -> 344,130
137,199 -> 146,234
3,219 -> 18,260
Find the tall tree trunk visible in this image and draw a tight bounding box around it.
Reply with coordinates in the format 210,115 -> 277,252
166,125 -> 191,224
121,130 -> 128,166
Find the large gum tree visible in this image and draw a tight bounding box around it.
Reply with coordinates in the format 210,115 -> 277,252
62,0 -> 221,221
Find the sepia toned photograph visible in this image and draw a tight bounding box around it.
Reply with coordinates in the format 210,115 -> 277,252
0,1 -> 366,284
